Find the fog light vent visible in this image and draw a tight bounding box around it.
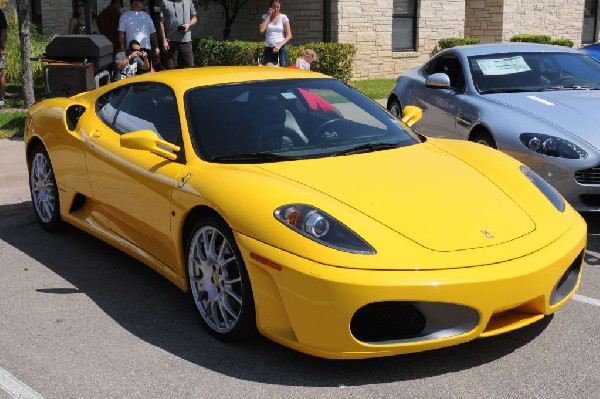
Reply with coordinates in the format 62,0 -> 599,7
350,301 -> 426,343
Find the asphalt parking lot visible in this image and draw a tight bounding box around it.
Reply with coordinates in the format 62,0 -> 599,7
1,138 -> 599,399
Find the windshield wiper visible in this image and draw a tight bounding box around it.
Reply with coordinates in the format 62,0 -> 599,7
541,85 -> 600,91
210,152 -> 301,163
332,143 -> 399,156
480,88 -> 533,94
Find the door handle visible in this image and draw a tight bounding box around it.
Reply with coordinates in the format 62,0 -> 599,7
456,113 -> 472,127
90,129 -> 101,138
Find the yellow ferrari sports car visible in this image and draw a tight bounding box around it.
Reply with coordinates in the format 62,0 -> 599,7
24,66 -> 586,359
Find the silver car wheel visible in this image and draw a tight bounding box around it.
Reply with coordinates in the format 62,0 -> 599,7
30,150 -> 57,224
188,225 -> 244,334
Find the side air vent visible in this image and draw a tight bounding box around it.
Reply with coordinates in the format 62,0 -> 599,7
66,105 -> 86,131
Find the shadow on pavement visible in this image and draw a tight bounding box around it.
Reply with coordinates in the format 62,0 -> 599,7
0,200 -> 564,387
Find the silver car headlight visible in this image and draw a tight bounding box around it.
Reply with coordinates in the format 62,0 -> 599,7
519,133 -> 588,159
520,166 -> 565,212
274,204 -> 375,254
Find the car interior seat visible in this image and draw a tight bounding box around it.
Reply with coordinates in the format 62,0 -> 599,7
252,93 -> 306,151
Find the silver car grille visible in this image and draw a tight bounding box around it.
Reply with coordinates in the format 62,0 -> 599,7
575,167 -> 600,184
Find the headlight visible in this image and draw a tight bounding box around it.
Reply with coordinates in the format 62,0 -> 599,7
519,133 -> 587,159
520,166 -> 565,212
274,204 -> 375,254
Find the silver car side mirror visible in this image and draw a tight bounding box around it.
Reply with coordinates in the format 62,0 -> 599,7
425,73 -> 451,88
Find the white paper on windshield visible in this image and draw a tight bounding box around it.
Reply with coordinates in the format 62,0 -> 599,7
476,56 -> 532,76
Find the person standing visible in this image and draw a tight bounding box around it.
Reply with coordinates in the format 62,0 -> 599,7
159,0 -> 197,69
0,8 -> 7,108
98,0 -> 124,54
259,1 -> 292,67
118,0 -> 159,61
68,2 -> 100,34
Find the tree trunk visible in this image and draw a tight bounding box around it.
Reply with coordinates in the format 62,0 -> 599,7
15,0 -> 35,108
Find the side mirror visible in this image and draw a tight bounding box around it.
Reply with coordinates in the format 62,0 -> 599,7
425,73 -> 451,89
401,105 -> 423,127
120,130 -> 181,161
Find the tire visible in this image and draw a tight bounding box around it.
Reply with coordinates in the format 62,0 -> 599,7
186,215 -> 256,341
388,98 -> 402,118
29,143 -> 63,231
471,131 -> 497,149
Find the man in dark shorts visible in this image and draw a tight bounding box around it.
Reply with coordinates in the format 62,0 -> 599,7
159,0 -> 197,69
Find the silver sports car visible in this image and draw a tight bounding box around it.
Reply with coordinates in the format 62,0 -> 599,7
387,43 -> 600,211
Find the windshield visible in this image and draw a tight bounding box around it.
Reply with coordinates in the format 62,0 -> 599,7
185,78 -> 420,163
468,52 -> 600,94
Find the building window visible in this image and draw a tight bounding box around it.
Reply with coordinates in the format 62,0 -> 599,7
583,0 -> 598,44
392,0 -> 417,51
31,0 -> 42,32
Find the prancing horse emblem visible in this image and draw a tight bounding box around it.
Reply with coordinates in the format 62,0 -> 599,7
481,230 -> 494,239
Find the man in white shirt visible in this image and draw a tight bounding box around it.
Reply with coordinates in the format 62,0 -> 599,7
118,0 -> 159,64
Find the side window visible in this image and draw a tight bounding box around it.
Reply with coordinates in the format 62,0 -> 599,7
96,86 -> 128,127
114,84 -> 182,144
429,56 -> 465,91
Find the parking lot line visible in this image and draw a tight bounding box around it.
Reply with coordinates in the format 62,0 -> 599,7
573,294 -> 600,307
0,366 -> 45,399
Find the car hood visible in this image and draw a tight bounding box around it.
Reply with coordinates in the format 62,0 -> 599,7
257,143 -> 535,252
486,90 -> 600,147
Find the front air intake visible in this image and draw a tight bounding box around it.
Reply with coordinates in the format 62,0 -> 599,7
350,302 -> 426,343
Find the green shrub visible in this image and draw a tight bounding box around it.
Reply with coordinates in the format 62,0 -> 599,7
510,34 -> 552,44
193,38 -> 357,83
437,37 -> 481,51
4,6 -> 51,86
509,34 -> 573,47
551,38 -> 574,47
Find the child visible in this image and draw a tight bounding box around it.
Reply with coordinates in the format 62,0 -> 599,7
295,49 -> 318,70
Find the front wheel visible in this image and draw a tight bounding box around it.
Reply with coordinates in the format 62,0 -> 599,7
471,131 -> 497,149
29,143 -> 63,231
186,215 -> 256,341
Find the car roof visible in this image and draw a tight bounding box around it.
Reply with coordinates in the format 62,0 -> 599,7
441,42 -> 582,57
111,66 -> 331,93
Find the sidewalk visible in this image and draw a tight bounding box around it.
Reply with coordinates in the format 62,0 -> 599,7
0,138 -> 30,205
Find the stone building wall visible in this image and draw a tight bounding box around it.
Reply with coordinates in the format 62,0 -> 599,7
335,0 -> 465,80
501,0 -> 585,46
464,0 -> 504,42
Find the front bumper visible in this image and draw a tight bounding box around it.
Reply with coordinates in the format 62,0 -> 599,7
235,216 -> 586,359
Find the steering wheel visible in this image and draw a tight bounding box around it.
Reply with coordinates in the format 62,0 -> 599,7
311,119 -> 346,144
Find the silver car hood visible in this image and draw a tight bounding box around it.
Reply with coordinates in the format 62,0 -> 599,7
486,90 -> 600,146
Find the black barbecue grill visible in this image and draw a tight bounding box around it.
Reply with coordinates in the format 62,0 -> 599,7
43,35 -> 114,97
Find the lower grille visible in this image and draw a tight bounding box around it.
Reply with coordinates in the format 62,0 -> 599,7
575,167 -> 600,184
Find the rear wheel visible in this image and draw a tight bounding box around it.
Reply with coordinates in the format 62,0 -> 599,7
471,130 -> 497,149
29,143 -> 62,231
388,98 -> 402,118
186,215 -> 256,341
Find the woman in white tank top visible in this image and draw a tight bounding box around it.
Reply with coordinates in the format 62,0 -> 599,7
259,1 -> 293,66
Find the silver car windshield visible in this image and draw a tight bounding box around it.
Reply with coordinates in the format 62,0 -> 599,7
468,52 -> 600,94
185,78 -> 421,163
